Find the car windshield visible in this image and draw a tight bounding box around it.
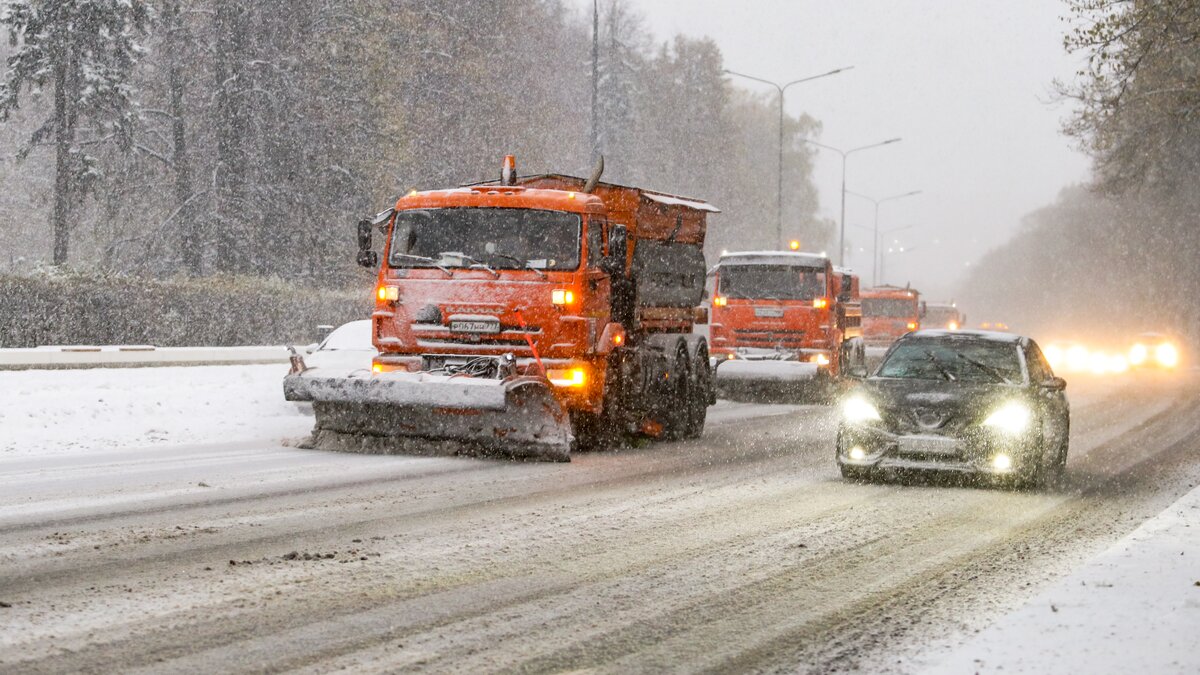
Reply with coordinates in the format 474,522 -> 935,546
718,265 -> 826,301
863,297 -> 917,318
878,338 -> 1025,384
389,208 -> 581,270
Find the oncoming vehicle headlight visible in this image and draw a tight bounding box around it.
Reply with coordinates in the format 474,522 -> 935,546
843,396 -> 881,424
982,401 -> 1031,435
1155,342 -> 1179,368
1128,343 -> 1148,366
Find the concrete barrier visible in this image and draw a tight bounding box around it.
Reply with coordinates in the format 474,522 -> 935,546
0,345 -> 294,370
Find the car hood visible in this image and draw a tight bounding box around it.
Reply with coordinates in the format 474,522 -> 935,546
857,377 -> 1029,433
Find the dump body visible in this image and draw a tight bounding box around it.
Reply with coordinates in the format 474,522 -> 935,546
861,285 -> 922,347
286,163 -> 719,459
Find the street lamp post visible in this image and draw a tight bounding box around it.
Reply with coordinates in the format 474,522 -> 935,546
803,137 -> 902,266
724,66 -> 853,249
846,189 -> 921,285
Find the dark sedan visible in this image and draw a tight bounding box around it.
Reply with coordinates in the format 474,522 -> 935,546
837,330 -> 1069,488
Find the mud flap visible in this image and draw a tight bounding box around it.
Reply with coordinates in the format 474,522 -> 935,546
713,359 -> 828,403
284,369 -> 573,461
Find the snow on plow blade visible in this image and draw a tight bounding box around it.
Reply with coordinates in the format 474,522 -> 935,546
284,369 -> 573,461
714,359 -> 824,402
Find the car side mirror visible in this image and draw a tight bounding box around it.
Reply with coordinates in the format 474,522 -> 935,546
1042,376 -> 1067,391
356,218 -> 379,268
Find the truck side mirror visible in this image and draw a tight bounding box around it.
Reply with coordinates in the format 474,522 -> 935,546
919,300 -> 927,318
604,224 -> 628,276
356,218 -> 379,268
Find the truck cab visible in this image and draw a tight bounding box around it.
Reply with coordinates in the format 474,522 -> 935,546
708,251 -> 860,377
861,285 -> 922,347
923,302 -> 965,331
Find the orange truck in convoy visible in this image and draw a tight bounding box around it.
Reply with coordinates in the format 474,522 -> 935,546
284,157 -> 718,460
861,284 -> 922,346
923,302 -> 965,331
707,251 -> 866,397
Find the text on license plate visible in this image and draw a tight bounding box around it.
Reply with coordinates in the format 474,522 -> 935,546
450,320 -> 500,334
898,436 -> 961,456
754,307 -> 784,318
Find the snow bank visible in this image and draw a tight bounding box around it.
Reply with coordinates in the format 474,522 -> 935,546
930,486 -> 1200,674
0,364 -> 311,457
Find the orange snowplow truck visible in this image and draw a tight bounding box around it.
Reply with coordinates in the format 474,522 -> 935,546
861,285 -> 922,346
284,156 -> 718,461
707,251 -> 867,397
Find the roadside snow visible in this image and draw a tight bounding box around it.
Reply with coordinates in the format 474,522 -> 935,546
929,484 -> 1200,674
0,365 -> 311,457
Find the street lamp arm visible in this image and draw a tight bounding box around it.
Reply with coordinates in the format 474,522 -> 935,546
722,69 -> 782,94
780,65 -> 854,93
846,137 -> 903,156
799,137 -> 846,157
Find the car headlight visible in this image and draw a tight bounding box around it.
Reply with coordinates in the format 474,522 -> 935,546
1128,343 -> 1148,366
982,401 -> 1031,435
1155,343 -> 1179,368
843,396 -> 881,424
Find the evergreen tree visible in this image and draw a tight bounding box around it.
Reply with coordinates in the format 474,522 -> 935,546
0,0 -> 150,265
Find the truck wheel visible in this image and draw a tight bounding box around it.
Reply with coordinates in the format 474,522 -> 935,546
663,343 -> 693,440
684,343 -> 711,439
573,356 -> 625,452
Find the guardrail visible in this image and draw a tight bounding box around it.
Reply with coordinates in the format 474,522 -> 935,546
0,345 -> 294,370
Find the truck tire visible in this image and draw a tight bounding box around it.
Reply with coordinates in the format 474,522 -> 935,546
572,355 -> 625,452
663,342 -> 693,440
684,342 -> 711,439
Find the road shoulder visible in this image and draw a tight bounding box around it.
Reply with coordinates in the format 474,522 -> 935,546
928,482 -> 1200,674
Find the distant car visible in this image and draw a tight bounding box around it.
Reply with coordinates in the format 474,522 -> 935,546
837,330 -> 1070,489
291,320 -> 376,414
1127,332 -> 1180,370
303,319 -> 376,372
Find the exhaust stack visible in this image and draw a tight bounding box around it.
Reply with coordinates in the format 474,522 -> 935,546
502,155 -> 517,186
582,155 -> 605,193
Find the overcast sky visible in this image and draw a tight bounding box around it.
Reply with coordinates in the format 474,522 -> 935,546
571,0 -> 1092,299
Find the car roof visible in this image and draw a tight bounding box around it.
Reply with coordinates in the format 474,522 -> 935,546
902,329 -> 1025,345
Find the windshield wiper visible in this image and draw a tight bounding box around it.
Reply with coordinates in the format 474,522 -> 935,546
489,252 -> 547,279
954,352 -> 1011,384
923,350 -> 957,381
392,253 -> 453,277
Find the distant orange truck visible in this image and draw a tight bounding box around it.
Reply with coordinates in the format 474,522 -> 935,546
861,285 -> 922,347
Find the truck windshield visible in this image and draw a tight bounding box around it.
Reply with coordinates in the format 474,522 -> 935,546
389,208 -> 581,270
925,307 -> 960,325
718,265 -> 826,301
863,298 -> 917,318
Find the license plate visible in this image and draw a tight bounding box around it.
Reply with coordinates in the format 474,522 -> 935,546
898,436 -> 961,456
754,307 -> 784,318
450,320 -> 500,334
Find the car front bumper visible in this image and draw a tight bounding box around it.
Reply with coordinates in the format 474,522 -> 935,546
837,423 -> 1039,477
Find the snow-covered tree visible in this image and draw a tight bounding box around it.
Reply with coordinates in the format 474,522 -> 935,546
0,0 -> 150,265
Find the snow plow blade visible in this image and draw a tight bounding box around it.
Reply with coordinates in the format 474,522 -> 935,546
713,359 -> 827,402
284,369 -> 573,462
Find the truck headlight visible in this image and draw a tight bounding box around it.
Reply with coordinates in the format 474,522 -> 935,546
843,396 -> 881,424
547,367 -> 586,387
983,402 -> 1031,435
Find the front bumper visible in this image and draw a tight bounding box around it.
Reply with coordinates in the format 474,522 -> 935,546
837,423 -> 1038,477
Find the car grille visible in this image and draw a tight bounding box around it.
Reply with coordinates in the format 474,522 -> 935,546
883,408 -> 975,437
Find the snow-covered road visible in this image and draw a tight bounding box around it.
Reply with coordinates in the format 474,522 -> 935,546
1,366 -> 1198,673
